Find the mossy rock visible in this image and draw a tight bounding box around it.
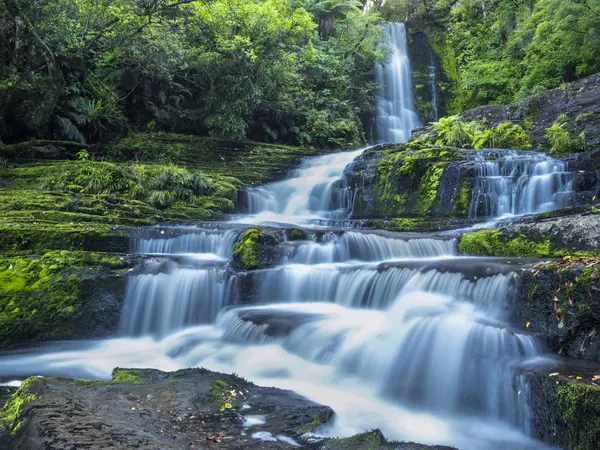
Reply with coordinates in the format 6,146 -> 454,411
286,228 -> 308,241
232,227 -> 282,271
459,230 -> 600,258
1,377 -> 38,435
0,251 -> 130,348
370,143 -> 461,218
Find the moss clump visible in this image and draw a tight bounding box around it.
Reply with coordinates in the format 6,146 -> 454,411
287,229 -> 307,241
459,230 -> 551,257
325,430 -> 396,450
459,230 -> 600,258
232,227 -> 262,271
0,251 -> 126,347
557,381 -> 600,450
1,377 -> 37,434
110,369 -> 146,385
452,177 -> 471,217
297,411 -> 333,434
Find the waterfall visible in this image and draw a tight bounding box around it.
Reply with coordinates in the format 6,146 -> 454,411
375,22 -> 421,143
429,52 -> 439,121
469,150 -> 575,218
0,49 -> 556,449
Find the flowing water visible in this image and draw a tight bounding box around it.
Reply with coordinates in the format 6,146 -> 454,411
0,22 -> 561,450
469,150 -> 575,219
375,22 -> 421,143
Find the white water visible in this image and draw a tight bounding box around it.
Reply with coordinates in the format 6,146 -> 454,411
0,22 -> 554,450
375,22 -> 421,143
469,150 -> 574,219
242,149 -> 364,226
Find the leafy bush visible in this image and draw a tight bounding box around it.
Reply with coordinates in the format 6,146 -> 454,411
545,115 -> 585,154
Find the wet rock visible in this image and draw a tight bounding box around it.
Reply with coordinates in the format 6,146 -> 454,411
514,258 -> 600,362
497,211 -> 600,255
1,368 -> 451,450
528,369 -> 600,450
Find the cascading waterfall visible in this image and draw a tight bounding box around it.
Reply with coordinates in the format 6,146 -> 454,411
243,149 -> 364,225
0,22 -> 556,450
375,22 -> 421,143
469,150 -> 575,218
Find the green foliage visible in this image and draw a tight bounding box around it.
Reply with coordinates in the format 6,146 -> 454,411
429,116 -> 532,149
40,161 -> 232,209
0,0 -> 381,148
545,115 -> 586,154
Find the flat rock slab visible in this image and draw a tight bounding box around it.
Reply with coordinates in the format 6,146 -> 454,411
7,368 -> 334,449
5,368 -> 456,450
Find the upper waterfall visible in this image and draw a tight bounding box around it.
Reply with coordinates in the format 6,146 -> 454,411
375,22 -> 420,143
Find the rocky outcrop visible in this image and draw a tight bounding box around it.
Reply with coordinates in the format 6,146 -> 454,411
459,73 -> 600,149
0,368 -> 455,450
513,258 -> 600,363
0,252 -> 136,348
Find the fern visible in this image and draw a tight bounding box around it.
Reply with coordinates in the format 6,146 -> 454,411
56,116 -> 86,143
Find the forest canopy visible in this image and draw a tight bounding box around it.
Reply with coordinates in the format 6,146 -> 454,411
0,0 -> 381,147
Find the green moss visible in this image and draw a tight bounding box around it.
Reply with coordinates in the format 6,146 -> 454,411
372,144 -> 459,217
427,29 -> 469,115
287,229 -> 307,241
326,430 -> 395,450
232,227 -> 262,271
452,177 -> 471,217
459,230 -> 551,257
105,132 -> 321,187
1,377 -> 37,434
0,251 -> 126,347
557,381 -> 600,450
416,163 -> 444,214
459,230 -> 600,257
110,369 -> 146,385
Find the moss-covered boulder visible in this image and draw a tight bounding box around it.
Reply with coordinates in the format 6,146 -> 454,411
514,258 -> 600,362
231,227 -> 283,271
348,143 -> 463,220
0,251 -> 133,348
530,372 -> 600,450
